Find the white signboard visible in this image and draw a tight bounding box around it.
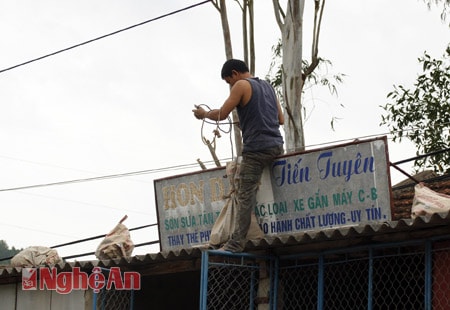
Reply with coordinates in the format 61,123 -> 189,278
154,137 -> 393,251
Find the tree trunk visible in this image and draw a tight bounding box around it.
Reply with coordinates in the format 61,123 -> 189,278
213,0 -> 243,157
280,0 -> 305,153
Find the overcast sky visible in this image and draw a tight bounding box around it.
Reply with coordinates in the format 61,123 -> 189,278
0,0 -> 448,260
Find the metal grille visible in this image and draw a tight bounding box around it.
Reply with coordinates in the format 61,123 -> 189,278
94,288 -> 133,310
371,248 -> 425,308
200,237 -> 450,310
200,251 -> 274,310
278,260 -> 319,309
279,245 -> 427,309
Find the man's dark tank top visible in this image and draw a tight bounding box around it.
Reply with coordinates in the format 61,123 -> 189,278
236,77 -> 284,153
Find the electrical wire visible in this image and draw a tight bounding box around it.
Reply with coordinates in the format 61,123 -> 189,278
196,103 -> 235,160
18,191 -> 152,216
0,223 -> 159,262
197,104 -> 231,142
0,158 -> 231,193
0,0 -> 447,188
3,0 -> 447,262
305,123 -> 450,151
0,124 -> 447,194
0,0 -> 212,74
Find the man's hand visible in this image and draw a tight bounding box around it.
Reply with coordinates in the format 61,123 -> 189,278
192,105 -> 207,119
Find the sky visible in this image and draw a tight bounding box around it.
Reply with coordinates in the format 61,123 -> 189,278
0,0 -> 448,261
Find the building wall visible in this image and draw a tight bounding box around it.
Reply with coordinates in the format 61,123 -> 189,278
0,283 -> 87,310
0,284 -> 17,309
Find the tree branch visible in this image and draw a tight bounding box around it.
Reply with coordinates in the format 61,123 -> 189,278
304,0 -> 325,78
272,0 -> 285,29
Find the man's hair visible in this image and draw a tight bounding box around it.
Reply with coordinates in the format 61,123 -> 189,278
221,59 -> 249,79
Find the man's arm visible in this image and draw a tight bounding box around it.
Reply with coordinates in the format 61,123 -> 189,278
193,80 -> 249,121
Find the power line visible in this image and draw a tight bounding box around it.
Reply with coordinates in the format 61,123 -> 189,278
305,123 -> 450,153
0,124 -> 447,193
0,130 -> 429,193
0,222 -> 78,240
61,239 -> 160,260
50,223 -> 158,249
18,191 -> 152,216
0,158 -> 230,193
0,0 -> 212,74
0,223 -> 159,262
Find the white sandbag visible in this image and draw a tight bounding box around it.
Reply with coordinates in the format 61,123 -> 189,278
11,246 -> 62,267
411,183 -> 450,218
210,195 -> 263,246
210,159 -> 263,246
95,220 -> 134,260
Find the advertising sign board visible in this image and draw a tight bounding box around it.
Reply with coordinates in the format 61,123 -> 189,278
154,137 -> 393,251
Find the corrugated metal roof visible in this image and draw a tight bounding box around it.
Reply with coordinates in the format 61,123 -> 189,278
2,211 -> 450,283
2,172 -> 450,282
